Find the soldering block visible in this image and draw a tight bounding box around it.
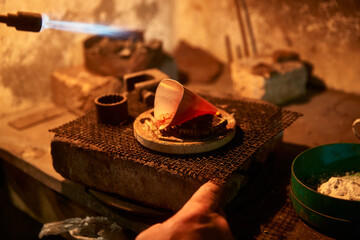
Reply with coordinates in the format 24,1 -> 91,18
231,58 -> 307,105
51,132 -> 282,212
51,65 -> 121,115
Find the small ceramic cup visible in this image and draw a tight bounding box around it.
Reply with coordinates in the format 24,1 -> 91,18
95,93 -> 128,125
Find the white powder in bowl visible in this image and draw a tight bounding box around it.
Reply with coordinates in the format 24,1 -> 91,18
317,172 -> 360,201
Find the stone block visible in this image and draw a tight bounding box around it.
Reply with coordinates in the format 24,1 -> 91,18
51,66 -> 122,115
231,57 -> 307,105
51,133 -> 281,212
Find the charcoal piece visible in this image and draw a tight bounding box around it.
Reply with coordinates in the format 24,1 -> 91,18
160,114 -> 228,139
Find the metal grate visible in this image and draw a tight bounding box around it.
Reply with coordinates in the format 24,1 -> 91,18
50,96 -> 302,184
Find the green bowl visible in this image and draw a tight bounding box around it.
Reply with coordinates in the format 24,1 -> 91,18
291,143 -> 360,237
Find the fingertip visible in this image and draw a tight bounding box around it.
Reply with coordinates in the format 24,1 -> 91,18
202,181 -> 223,193
184,181 -> 224,211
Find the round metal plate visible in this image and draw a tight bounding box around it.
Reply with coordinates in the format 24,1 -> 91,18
133,109 -> 236,154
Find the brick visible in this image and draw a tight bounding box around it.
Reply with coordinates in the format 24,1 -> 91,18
51,66 -> 122,115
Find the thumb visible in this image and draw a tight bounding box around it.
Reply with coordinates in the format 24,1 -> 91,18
182,181 -> 224,212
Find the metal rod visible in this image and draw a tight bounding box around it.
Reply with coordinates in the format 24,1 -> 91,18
233,0 -> 249,58
240,0 -> 257,56
225,35 -> 233,63
236,45 -> 243,60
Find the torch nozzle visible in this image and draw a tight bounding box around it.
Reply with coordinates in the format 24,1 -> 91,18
0,15 -> 8,23
0,11 -> 42,32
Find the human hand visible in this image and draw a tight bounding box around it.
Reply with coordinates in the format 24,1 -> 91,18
136,181 -> 234,240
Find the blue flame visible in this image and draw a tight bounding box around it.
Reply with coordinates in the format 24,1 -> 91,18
41,14 -> 131,37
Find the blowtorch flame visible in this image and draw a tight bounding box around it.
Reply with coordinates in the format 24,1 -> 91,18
41,14 -> 135,37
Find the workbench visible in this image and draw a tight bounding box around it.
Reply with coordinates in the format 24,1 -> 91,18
0,89 -> 359,239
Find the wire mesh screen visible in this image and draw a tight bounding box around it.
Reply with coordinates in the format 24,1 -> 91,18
50,96 -> 302,183
257,191 -> 300,240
